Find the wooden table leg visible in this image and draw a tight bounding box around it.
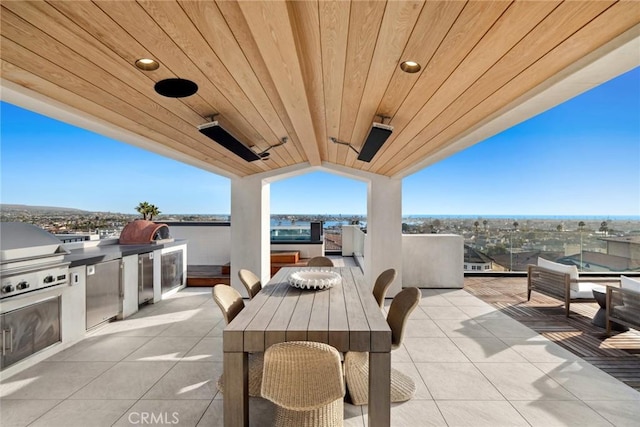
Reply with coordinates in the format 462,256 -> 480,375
368,351 -> 391,427
223,351 -> 248,427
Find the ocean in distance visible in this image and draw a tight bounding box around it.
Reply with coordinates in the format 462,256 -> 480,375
270,214 -> 640,228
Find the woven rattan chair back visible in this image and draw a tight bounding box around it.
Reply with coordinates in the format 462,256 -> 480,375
387,287 -> 421,349
307,256 -> 334,267
261,341 -> 345,426
212,284 -> 245,325
372,268 -> 397,308
238,268 -> 262,299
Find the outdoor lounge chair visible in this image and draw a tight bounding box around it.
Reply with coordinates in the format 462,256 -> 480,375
606,275 -> 640,335
527,257 -> 619,317
261,341 -> 345,427
344,287 -> 421,405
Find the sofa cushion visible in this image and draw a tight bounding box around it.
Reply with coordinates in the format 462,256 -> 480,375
538,257 -> 580,290
620,276 -> 640,306
621,276 -> 640,293
569,282 -> 605,299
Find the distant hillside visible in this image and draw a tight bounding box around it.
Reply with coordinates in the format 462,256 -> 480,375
0,204 -> 93,214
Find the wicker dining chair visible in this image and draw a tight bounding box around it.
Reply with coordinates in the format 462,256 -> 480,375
261,341 -> 345,427
212,284 -> 263,397
307,256 -> 335,267
238,268 -> 262,299
344,287 -> 421,405
372,268 -> 397,309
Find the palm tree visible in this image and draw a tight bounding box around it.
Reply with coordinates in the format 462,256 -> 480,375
148,205 -> 161,221
136,201 -> 151,220
599,221 -> 608,236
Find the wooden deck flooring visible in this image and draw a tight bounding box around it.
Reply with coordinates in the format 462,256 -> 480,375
465,276 -> 640,391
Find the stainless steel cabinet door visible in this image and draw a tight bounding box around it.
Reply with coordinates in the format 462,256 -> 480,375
1,296 -> 61,370
86,259 -> 121,330
138,253 -> 154,305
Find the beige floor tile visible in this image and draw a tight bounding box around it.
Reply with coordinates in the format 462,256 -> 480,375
158,320 -> 218,337
68,361 -> 175,400
343,403 -> 365,427
435,289 -> 470,298
585,400 -> 640,427
422,305 -> 470,320
197,398 -> 276,427
64,336 -> 152,362
0,399 -> 60,427
434,318 -> 495,338
390,400 -> 446,426
30,399 -> 136,427
88,317 -> 173,337
124,336 -> 201,361
113,399 -> 210,427
437,401 -> 529,426
391,363 -> 432,400
475,362 -> 577,400
419,294 -> 454,307
499,336 -> 581,363
535,361 -> 640,401
475,317 -> 539,338
512,400 -> 613,426
415,362 -> 503,400
207,322 -> 225,337
444,295 -> 493,307
183,337 -> 224,362
142,361 -> 222,400
404,338 -> 469,363
406,305 -> 430,319
457,304 -> 510,319
0,361 -> 114,399
452,337 -> 528,362
390,344 -> 412,363
404,319 -> 446,338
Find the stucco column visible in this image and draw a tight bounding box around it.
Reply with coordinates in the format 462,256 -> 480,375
366,175 -> 402,297
230,175 -> 271,297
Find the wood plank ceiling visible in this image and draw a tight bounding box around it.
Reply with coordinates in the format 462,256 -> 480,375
1,1 -> 638,178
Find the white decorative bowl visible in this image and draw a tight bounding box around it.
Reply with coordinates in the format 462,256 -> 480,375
288,270 -> 341,290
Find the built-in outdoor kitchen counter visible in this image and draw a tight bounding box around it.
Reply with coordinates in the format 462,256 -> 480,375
0,229 -> 187,379
64,238 -> 188,326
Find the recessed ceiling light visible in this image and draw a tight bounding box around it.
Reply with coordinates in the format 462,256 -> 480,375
400,60 -> 421,73
135,58 -> 160,71
154,78 -> 198,98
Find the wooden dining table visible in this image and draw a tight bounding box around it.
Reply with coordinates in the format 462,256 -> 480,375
223,266 -> 392,426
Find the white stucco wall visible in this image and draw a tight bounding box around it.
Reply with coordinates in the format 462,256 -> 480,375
402,234 -> 464,288
168,224 -> 231,265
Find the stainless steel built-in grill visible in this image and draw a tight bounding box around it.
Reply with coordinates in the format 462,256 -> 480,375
0,222 -> 70,300
1,222 -> 71,370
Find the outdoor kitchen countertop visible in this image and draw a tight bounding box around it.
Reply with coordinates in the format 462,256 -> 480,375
64,239 -> 186,267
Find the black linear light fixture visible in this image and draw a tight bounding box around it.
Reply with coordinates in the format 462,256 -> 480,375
197,118 -> 287,162
330,116 -> 393,162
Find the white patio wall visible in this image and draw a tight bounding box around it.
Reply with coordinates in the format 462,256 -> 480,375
402,234 -> 464,288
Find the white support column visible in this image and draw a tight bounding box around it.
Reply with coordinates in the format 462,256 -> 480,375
365,175 -> 402,297
230,175 -> 271,297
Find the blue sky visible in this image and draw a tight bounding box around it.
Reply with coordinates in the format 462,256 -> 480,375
1,67 -> 639,217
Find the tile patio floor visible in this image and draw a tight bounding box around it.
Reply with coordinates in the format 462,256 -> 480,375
2,269 -> 639,426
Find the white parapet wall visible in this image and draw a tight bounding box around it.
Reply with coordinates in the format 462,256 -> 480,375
402,234 -> 464,288
166,222 -> 231,265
